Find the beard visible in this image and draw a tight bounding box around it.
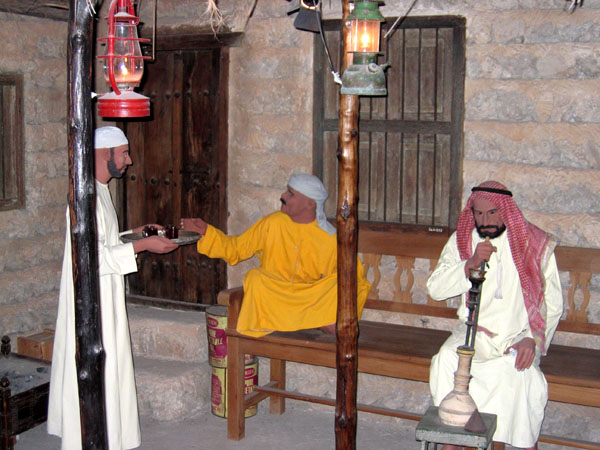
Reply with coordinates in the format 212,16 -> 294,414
476,223 -> 506,239
108,150 -> 126,178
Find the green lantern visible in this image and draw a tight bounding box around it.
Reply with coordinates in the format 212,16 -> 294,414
341,0 -> 388,96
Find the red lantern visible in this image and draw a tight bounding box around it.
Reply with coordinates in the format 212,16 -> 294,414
97,0 -> 150,118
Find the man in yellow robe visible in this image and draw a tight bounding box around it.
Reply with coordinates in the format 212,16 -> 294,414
182,173 -> 370,337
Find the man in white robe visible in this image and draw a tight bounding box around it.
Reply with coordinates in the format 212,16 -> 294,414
48,127 -> 178,450
427,181 -> 563,450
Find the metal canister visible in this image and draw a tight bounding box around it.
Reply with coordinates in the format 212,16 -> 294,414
210,362 -> 258,418
205,305 -> 255,367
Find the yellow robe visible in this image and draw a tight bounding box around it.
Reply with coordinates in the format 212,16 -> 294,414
197,211 -> 370,337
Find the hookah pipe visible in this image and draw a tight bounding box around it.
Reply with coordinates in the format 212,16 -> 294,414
462,236 -> 489,352
438,237 -> 489,429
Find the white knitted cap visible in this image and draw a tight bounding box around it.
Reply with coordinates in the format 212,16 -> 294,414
94,126 -> 128,149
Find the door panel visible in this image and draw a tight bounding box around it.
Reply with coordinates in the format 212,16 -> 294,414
123,47 -> 227,304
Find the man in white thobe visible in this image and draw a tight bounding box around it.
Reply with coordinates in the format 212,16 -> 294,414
48,127 -> 178,450
427,181 -> 563,450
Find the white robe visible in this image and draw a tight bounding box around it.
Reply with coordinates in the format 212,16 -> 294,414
48,181 -> 141,450
427,230 -> 563,448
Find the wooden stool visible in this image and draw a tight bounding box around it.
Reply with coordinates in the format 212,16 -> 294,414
416,406 -> 497,450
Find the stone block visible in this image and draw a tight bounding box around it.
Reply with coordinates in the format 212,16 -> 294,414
468,43 -> 600,80
31,59 -> 68,90
0,293 -> 58,337
0,232 -> 64,272
27,150 -> 68,179
227,185 -> 282,224
466,79 -> 600,123
230,154 -> 311,195
128,305 -> 207,363
25,123 -> 67,153
26,176 -> 68,209
463,160 -> 600,212
241,18 -> 305,49
0,261 -> 61,306
469,9 -> 600,45
229,111 -> 311,156
232,78 -> 312,116
35,33 -> 66,59
238,49 -> 313,80
135,357 -> 210,421
464,122 -> 600,169
525,211 -> 600,248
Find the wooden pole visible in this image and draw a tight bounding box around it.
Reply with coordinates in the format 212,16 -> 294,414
335,1 -> 360,448
67,0 -> 108,448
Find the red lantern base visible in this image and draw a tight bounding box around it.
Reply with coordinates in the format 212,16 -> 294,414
98,90 -> 150,118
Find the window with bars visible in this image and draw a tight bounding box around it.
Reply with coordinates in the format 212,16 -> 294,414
0,73 -> 24,211
313,16 -> 466,234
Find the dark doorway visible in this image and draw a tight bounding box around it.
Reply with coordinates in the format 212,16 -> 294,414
120,39 -> 231,305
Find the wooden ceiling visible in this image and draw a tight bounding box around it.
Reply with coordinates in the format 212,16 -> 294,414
0,0 -> 69,21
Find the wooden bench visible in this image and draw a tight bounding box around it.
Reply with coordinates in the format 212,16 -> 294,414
219,230 -> 600,449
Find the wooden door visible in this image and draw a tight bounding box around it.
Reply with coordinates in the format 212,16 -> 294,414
122,46 -> 228,304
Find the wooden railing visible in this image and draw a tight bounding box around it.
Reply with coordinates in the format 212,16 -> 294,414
358,229 -> 600,336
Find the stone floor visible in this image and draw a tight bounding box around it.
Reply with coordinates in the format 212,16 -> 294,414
15,401 -> 423,450
13,401 -> 577,450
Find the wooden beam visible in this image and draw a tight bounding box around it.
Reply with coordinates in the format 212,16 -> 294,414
254,385 -> 423,421
67,0 -> 107,447
0,0 -> 69,21
335,1 -> 359,448
139,28 -> 243,51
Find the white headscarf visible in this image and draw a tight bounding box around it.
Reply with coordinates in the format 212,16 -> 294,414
95,126 -> 128,149
288,173 -> 336,235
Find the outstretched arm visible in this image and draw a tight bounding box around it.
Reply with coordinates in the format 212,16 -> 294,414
180,218 -> 208,235
133,235 -> 178,254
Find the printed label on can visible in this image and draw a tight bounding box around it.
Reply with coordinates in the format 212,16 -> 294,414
206,308 -> 256,367
210,362 -> 258,419
207,314 -> 228,368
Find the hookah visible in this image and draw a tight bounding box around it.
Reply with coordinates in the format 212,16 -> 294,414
437,238 -> 489,432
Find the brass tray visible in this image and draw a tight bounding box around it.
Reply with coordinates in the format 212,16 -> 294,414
120,230 -> 201,246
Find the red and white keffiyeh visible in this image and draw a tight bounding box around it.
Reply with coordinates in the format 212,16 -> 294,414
456,181 -> 552,352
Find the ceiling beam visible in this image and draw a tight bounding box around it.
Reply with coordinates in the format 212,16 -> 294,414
0,0 -> 69,21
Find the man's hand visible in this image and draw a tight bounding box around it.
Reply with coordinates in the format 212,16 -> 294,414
132,223 -> 164,233
133,235 -> 179,254
180,218 -> 208,235
464,240 -> 496,276
505,337 -> 536,371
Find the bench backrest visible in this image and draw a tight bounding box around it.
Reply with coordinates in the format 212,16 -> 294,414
358,229 -> 600,337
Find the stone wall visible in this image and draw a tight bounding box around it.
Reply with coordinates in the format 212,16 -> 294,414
0,12 -> 67,338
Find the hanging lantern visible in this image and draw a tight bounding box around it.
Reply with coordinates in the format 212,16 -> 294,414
97,0 -> 150,118
341,0 -> 388,96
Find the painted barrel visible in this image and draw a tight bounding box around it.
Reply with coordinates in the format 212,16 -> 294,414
206,305 -> 255,367
210,362 -> 259,418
